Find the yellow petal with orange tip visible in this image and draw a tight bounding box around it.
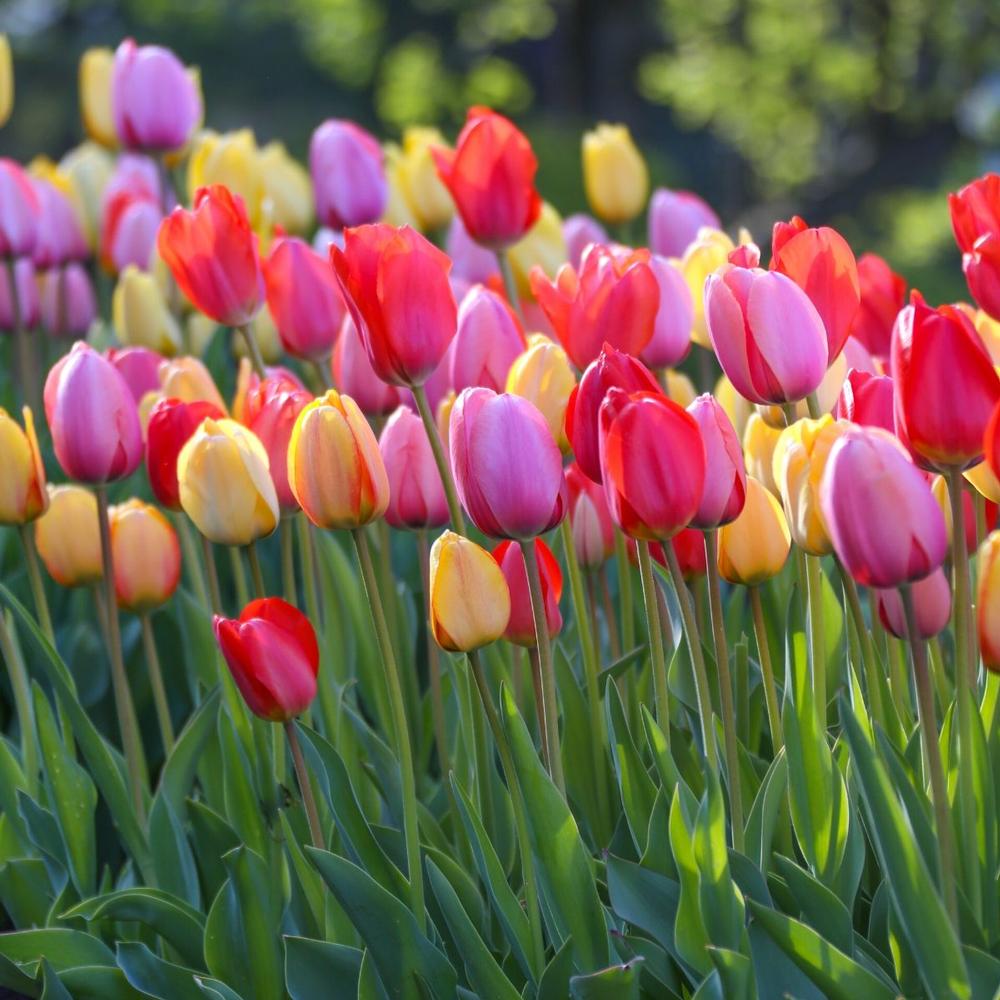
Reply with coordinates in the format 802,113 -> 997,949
978,531 -> 1000,670
0,406 -> 47,525
108,498 -> 180,612
34,485 -> 102,588
717,477 -> 791,586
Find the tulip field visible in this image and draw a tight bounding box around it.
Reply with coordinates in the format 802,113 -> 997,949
5,34 -> 1000,1000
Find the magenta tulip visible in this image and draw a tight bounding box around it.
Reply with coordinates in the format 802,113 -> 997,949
330,314 -> 402,416
310,119 -> 388,230
641,254 -> 693,369
106,346 -> 163,403
450,284 -> 527,392
379,406 -> 449,529
648,187 -> 720,258
875,568 -> 951,640
0,258 -> 39,331
563,214 -> 608,269
0,159 -> 40,259
32,179 -> 87,269
687,393 -> 746,528
40,265 -> 97,338
445,216 -> 499,285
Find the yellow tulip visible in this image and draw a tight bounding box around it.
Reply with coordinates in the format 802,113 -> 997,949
663,368 -> 697,409
772,415 -> 849,555
0,407 -> 47,524
186,312 -> 218,357
508,202 -> 567,297
287,390 -> 389,530
977,532 -> 1000,669
177,418 -> 279,546
717,477 -> 791,586
743,412 -> 782,498
258,141 -> 314,236
188,129 -> 266,229
436,391 -> 456,453
395,126 -> 453,232
381,142 -> 420,230
34,485 -> 102,588
714,373 -> 754,442
681,228 -> 735,348
58,142 -> 114,251
158,356 -> 227,414
113,266 -> 183,355
138,390 -> 161,440
429,530 -> 511,652
966,460 -> 1000,504
581,123 -> 649,224
108,499 -> 180,612
78,47 -> 116,148
0,35 -> 13,128
505,334 -> 576,451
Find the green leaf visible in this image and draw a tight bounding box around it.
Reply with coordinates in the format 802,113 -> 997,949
187,800 -> 239,902
0,859 -> 52,928
40,959 -> 72,1000
56,965 -> 147,1000
605,681 -> 657,855
744,751 -> 787,874
154,688 -> 221,818
218,712 -> 267,858
668,783 -> 711,975
773,855 -> 853,955
0,928 -> 113,974
569,959 -> 643,999
148,792 -> 201,910
535,939 -> 574,1000
597,645 -> 648,685
284,936 -> 364,1000
605,854 -> 680,960
117,941 -> 205,1000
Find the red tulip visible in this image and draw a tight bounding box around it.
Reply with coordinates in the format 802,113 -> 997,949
669,529 -> 708,580
106,346 -> 163,403
892,292 -> 1000,470
213,598 -> 319,722
530,243 -> 660,370
565,461 -> 615,568
432,107 -> 542,248
450,284 -> 526,392
648,187 -> 720,259
32,179 -> 87,269
331,223 -> 457,387
770,215 -> 860,362
564,343 -> 661,484
835,369 -> 894,433
145,396 -> 226,509
0,159 -> 40,259
264,236 -> 345,361
875,568 -> 951,640
309,119 -> 387,230
687,394 -> 746,528
950,173 -> 1000,321
378,405 -> 449,530
492,538 -> 563,646
450,388 -> 566,538
598,388 -> 706,541
330,314 -> 402,416
850,253 -> 906,360
158,185 -> 264,327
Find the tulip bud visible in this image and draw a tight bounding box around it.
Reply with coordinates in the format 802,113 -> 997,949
60,142 -> 114,251
101,188 -> 160,274
640,256 -> 692,370
713,374 -> 754,443
214,598 -> 319,721
378,406 -> 448,530
648,188 -> 720,259
429,530 -> 511,652
177,418 -> 279,545
742,412 -> 782,498
158,356 -> 228,414
288,390 -> 390,530
108,498 -> 181,612
0,35 -> 11,129
966,459 -> 1000,505
112,264 -> 182,355
382,142 -> 422,230
493,538 -> 563,647
187,129 -> 265,230
875,568 -> 951,641
950,174 -> 1000,323
670,529 -> 708,581
258,141 -> 314,236
687,394 -> 747,529
310,119 -> 387,230
106,346 -> 163,405
146,396 -> 225,509
663,369 -> 697,408
0,407 -> 47,525
78,48 -> 116,148
451,284 -> 526,393
330,314 -> 401,416
394,126 -> 453,233
31,178 -> 88,269
582,123 -> 648,225
445,215 -> 499,285
34,485 -> 103,587
717,477 -> 791,586
506,334 -> 576,451
0,159 -> 40,260
679,227 -> 735,349
436,390 -> 456,451
565,462 -> 614,569
978,531 -> 1000,669
835,368 -> 894,433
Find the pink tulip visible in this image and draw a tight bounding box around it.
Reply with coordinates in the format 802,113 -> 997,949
565,461 -> 614,568
106,346 -> 163,403
835,369 -> 894,433
875,568 -> 951,640
331,314 -> 401,416
102,191 -> 160,273
378,406 -> 449,529
45,342 -> 144,483
450,284 -> 527,393
704,263 -> 828,405
647,187 -> 720,258
641,255 -> 692,369
450,387 -> 567,538
309,119 -> 387,230
687,394 -> 746,528
0,159 -> 40,259
0,258 -> 40,331
111,39 -> 201,152
39,265 -> 97,338
32,180 -> 87,269
445,216 -> 499,285
103,154 -> 162,213
819,426 -> 947,587
563,214 -> 608,268
841,335 -> 878,375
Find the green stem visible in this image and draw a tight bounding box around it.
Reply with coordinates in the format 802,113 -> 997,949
974,490 -> 987,560
230,546 -> 250,608
598,565 -> 621,659
613,531 -> 636,651
805,391 -> 822,419
175,514 -> 209,610
280,520 -> 298,607
527,647 -> 549,766
419,530 -> 450,782
298,518 -> 338,742
285,720 -> 325,850
0,610 -> 38,796
245,542 -> 266,599
141,614 -> 174,755
412,383 -> 466,534
636,540 -> 670,740
200,534 -> 223,614
805,555 -> 826,722
496,250 -> 522,320
750,587 -> 782,753
237,323 -> 266,379
838,563 -> 882,724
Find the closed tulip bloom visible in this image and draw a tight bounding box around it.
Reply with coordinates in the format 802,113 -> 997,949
79,48 -> 116,148
378,405 -> 448,530
966,459 -> 1000,505
582,123 -> 648,225
0,35 -> 11,128
565,461 -> 614,568
187,129 -> 266,229
39,264 -> 97,338
0,258 -> 39,331
158,355 -> 227,413
493,538 -> 563,646
310,119 -> 387,230
112,264 -> 182,354
231,359 -> 302,425
0,159 -> 40,259
258,141 -> 314,236
450,284 -> 526,392
742,412 -> 782,497
107,346 -> 164,403
565,343 -> 661,483
100,188 -> 160,273
507,202 -> 568,296
108,498 -> 181,612
642,255 -> 693,369
705,262 -> 828,405
648,187 -> 720,259
331,223 -> 457,386
835,368 -> 894,433
664,369 -> 697,408
331,314 -> 401,416
850,252 -> 905,360
158,185 -> 264,327
61,143 -> 115,251
531,243 -> 660,370
178,418 -> 279,545
679,227 -> 735,348
930,474 -> 997,555
445,215 -> 499,285
450,387 -> 566,538
670,529 -> 708,580
563,214 -> 607,269
770,216 -> 860,362
950,174 -> 1000,322
288,389 -> 389,530
892,293 -> 1000,470
506,334 -> 576,451
34,485 -> 103,587
978,532 -> 1000,670
875,568 -> 951,641
820,426 -> 947,587
214,598 -> 319,721
394,126 -> 453,232
714,373 -> 754,443
31,179 -> 87,269
429,530 -> 511,652
717,477 -> 791,586
599,388 -> 706,541
146,396 -> 225,509
0,407 -> 47,524
111,39 -> 200,152
687,394 -> 747,528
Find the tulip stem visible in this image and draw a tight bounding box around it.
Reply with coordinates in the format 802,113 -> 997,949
237,323 -> 266,379
705,531 -> 744,851
140,613 -> 174,755
285,720 -> 325,851
174,514 -> 210,610
418,530 -> 450,784
749,587 -> 782,753
598,565 -> 621,659
805,555 -> 827,722
298,518 -> 338,742
838,563 -> 882,724
519,539 -> 565,795
613,530 -> 636,651
351,527 -> 425,929
280,520 -> 297,607
664,542 -> 718,770
636,540 -> 671,741
900,584 -> 959,930
245,542 -> 266,599
496,251 -> 522,320
200,534 -> 224,613
412,383 -> 467,534
95,486 -> 147,821
527,647 -> 549,765
805,392 -> 822,420
0,610 -> 38,796
230,546 -> 250,608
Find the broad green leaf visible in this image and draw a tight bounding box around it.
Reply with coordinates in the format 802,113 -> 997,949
54,964 -> 146,1000
668,783 -> 711,975
0,858 -> 53,928
0,928 -> 113,974
569,959 -> 643,999
535,939 -> 574,1000
773,855 -> 853,955
605,681 -> 657,855
0,736 -> 31,848
154,688 -> 221,818
40,960 -> 71,1000
743,751 -> 787,873
219,712 -> 267,858
187,800 -> 239,903
284,936 -> 365,1000
148,792 -> 201,910
117,941 -> 205,1000
605,854 -> 680,959
708,947 -> 754,1000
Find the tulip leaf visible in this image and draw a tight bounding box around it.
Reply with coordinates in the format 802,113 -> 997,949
0,928 -> 114,974
605,854 -> 681,962
605,679 -> 657,856
0,859 -> 54,930
569,958 -> 643,999
154,686 -> 221,818
668,782 -> 711,976
283,936 -> 366,1000
39,959 -> 72,1000
218,711 -> 267,859
535,938 -> 575,1000
743,750 -> 787,874
116,941 -> 206,1000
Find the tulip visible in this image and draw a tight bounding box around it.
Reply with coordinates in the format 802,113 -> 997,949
742,412 -> 782,497
34,485 -> 103,587
31,179 -> 87,269
565,343 -> 661,483
875,568 -> 951,641
100,187 -> 160,273
187,129 -> 265,229
563,214 -> 607,268
288,390 -> 389,530
445,215 -> 499,285
599,388 -> 706,540
382,141 -> 424,231
0,258 -> 39,332
258,141 -> 314,236
214,598 -> 319,721
177,418 -> 279,545
0,35 -> 11,128
450,284 -> 526,393
146,396 -> 225,509
835,368 -> 894,433
663,369 -> 696,408
393,126 -> 453,232
79,48 -> 116,148
978,532 -> 1000,670
717,477 -> 791,586
505,334 -> 576,451
432,106 -> 541,249
378,406 -> 449,530
112,264 -> 182,354
966,459 -> 1000,505
670,529 -> 708,581
565,461 -> 614,569
640,255 -> 692,369
850,252 -> 905,360
331,314 -> 401,416
819,426 -> 947,587
330,222 -> 457,387
111,39 -> 201,152
704,262 -> 828,405
507,202 -> 568,296
714,374 -> 754,443
582,123 -> 648,225
108,498 -> 181,612
38,264 -> 97,338
679,227 -> 735,348
231,358 -> 301,425
450,388 -> 566,538
966,304 -> 1000,364
158,355 -> 227,413
687,394 -> 747,528
648,187 -> 720,259
0,159 -> 40,259
429,530 -> 511,652
493,538 -> 563,646
310,119 -> 387,230
107,346 -> 163,404
770,216 -> 860,362
950,173 -> 1000,322
59,143 -> 113,253
531,243 -> 660,370
0,407 -> 47,524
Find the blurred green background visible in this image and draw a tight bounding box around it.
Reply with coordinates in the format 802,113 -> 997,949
3,0 -> 1000,300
